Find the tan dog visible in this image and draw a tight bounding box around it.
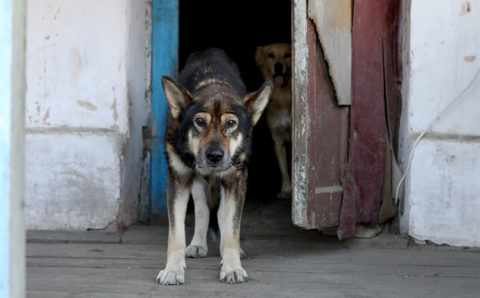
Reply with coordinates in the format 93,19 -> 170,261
255,43 -> 292,198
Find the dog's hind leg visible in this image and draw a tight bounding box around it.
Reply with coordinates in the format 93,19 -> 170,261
186,179 -> 209,258
156,171 -> 191,285
218,175 -> 248,284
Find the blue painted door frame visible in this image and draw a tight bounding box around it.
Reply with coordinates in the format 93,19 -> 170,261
1,0 -> 26,296
150,0 -> 179,215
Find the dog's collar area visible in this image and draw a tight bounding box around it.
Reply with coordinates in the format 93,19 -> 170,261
196,161 -> 241,173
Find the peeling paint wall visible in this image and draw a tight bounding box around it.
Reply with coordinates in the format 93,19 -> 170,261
25,0 -> 151,230
399,0 -> 480,246
25,0 -> 129,133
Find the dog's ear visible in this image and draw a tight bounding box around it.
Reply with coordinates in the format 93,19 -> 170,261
255,46 -> 265,67
162,76 -> 192,119
244,82 -> 273,125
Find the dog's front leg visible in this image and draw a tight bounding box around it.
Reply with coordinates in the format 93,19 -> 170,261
218,174 -> 248,283
156,171 -> 191,285
186,179 -> 209,258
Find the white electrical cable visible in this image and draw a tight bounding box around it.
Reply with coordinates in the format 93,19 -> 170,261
394,66 -> 480,203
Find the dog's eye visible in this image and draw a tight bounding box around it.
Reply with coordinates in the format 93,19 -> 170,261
195,118 -> 206,127
268,53 -> 274,59
284,53 -> 291,58
226,119 -> 237,129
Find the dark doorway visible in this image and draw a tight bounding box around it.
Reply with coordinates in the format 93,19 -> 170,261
179,0 -> 292,204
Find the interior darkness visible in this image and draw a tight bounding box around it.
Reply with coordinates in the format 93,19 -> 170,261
179,0 -> 291,204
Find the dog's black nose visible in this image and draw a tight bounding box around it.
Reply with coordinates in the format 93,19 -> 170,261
206,148 -> 224,164
274,62 -> 283,75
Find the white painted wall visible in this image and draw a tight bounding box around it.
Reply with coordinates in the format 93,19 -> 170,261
399,0 -> 480,246
25,0 -> 151,230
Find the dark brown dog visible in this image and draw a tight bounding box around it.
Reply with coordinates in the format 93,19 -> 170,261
156,49 -> 272,285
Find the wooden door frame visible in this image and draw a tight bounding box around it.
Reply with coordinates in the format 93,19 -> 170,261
150,0 -> 179,216
292,0 -> 309,227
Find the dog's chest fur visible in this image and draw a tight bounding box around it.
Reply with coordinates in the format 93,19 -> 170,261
266,85 -> 292,129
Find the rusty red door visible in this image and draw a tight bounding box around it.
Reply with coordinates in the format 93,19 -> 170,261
292,0 -> 400,238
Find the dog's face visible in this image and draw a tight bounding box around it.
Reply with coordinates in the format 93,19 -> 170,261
162,77 -> 272,175
255,43 -> 292,88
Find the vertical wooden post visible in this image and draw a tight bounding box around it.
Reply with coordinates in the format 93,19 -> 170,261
292,0 -> 309,227
0,0 -> 26,296
150,0 -> 178,215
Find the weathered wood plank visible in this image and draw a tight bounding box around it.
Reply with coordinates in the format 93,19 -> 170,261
27,290 -> 147,298
292,5 -> 349,230
292,0 -> 310,228
27,238 -> 480,297
27,247 -> 480,270
27,267 -> 480,298
304,19 -> 349,230
26,221 -> 480,297
339,0 -> 394,239
26,230 -> 122,244
308,0 -> 352,105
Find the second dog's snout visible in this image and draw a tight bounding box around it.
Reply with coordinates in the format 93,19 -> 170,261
274,62 -> 283,75
206,148 -> 224,164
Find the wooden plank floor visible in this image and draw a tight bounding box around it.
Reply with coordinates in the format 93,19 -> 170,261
27,201 -> 480,298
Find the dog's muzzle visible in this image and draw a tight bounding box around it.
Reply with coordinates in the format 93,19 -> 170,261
273,62 -> 286,87
206,148 -> 224,165
198,146 -> 228,169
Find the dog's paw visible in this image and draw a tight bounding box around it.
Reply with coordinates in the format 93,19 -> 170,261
156,269 -> 185,285
219,266 -> 248,284
156,263 -> 186,285
185,244 -> 207,258
219,267 -> 248,284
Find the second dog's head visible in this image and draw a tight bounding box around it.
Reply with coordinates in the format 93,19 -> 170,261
255,43 -> 292,88
162,76 -> 272,175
